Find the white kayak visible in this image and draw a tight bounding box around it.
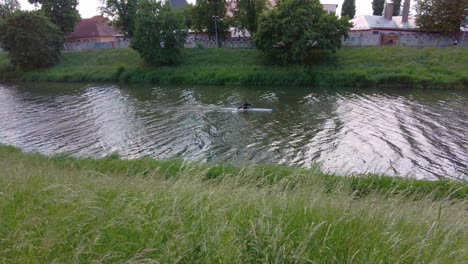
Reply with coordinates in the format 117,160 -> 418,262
220,108 -> 276,112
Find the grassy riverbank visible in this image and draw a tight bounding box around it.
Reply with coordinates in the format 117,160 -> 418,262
1,47 -> 467,88
0,145 -> 467,262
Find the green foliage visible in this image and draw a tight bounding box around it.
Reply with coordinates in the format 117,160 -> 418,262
131,0 -> 187,66
393,0 -> 401,16
341,0 -> 355,18
192,0 -> 229,39
0,11 -> 63,70
232,0 -> 269,34
175,3 -> 194,29
416,0 -> 466,37
28,0 -> 80,36
100,0 -> 139,38
372,0 -> 384,15
2,47 -> 467,88
0,0 -> 19,19
254,0 -> 351,64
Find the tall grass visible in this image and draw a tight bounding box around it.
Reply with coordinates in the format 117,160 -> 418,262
1,47 -> 467,88
0,145 -> 466,263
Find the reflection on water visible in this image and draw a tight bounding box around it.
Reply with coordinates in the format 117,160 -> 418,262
0,82 -> 466,180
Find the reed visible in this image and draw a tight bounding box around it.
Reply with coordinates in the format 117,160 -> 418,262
0,47 -> 466,88
0,145 -> 466,263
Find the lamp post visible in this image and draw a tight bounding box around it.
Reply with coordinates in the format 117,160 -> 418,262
213,15 -> 219,47
464,8 -> 468,46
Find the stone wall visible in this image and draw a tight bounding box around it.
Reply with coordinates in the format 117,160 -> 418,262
343,31 -> 466,47
62,32 -> 467,51
64,40 -> 131,51
185,37 -> 255,49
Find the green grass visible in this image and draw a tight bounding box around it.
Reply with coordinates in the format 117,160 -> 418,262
0,145 -> 467,263
1,47 -> 467,88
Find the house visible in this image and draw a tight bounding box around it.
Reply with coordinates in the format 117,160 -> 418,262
68,16 -> 122,43
322,3 -> 338,14
169,0 -> 187,9
344,0 -> 455,47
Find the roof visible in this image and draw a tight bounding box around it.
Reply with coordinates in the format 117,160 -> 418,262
351,15 -> 418,31
170,0 -> 187,9
69,16 -> 119,39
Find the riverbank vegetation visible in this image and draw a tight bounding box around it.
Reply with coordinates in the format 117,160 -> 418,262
1,47 -> 467,88
0,145 -> 467,262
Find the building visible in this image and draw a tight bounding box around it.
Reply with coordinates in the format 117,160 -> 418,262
68,16 -> 122,43
344,0 -> 455,47
322,3 -> 338,14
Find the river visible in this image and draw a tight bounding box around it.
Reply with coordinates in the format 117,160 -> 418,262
0,82 -> 466,180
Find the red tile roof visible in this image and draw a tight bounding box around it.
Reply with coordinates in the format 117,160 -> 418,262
69,16 -> 119,39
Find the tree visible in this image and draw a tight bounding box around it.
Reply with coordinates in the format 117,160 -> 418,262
232,0 -> 269,34
0,11 -> 63,70
0,0 -> 20,19
192,0 -> 228,38
372,0 -> 402,16
416,0 -> 467,37
175,3 -> 194,29
131,0 -> 187,65
28,0 -> 80,36
372,0 -> 384,15
341,0 -> 355,18
100,0 -> 139,38
254,0 -> 351,64
393,0 -> 401,16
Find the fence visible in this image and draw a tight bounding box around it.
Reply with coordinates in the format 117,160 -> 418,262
64,40 -> 131,51
63,37 -> 254,51
185,37 -> 255,49
343,32 -> 468,47
62,34 -> 468,52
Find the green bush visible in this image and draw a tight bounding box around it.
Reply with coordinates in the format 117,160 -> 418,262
131,0 -> 187,66
254,0 -> 351,64
0,10 -> 63,70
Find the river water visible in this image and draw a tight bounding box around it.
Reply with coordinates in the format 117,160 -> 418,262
0,82 -> 466,180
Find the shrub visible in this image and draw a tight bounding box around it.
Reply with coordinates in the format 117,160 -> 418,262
254,0 -> 351,64
131,0 -> 187,66
0,11 -> 63,70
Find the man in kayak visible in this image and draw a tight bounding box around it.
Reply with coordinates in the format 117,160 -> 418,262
238,102 -> 253,109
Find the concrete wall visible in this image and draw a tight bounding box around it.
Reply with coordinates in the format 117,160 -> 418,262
64,40 -> 131,51
68,36 -> 117,43
343,30 -> 464,47
185,37 -> 254,48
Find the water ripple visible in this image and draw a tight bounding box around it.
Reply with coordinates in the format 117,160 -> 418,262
0,83 -> 466,180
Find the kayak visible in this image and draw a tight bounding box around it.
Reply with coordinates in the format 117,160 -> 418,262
220,108 -> 276,112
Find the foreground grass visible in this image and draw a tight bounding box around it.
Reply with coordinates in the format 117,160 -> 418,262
0,145 -> 467,263
1,47 -> 467,88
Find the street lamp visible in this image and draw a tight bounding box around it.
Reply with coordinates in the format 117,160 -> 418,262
463,8 -> 468,46
212,15 -> 222,47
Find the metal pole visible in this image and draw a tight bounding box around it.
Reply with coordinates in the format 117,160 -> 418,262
214,16 -> 218,48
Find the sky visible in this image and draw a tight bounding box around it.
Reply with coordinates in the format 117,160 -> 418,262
18,0 -> 404,19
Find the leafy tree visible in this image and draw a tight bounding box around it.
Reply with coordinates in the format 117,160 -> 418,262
341,0 -> 355,18
131,0 -> 187,65
393,0 -> 401,16
175,3 -> 194,29
100,0 -> 139,38
232,0 -> 269,34
0,11 -> 63,70
28,0 -> 80,36
254,0 -> 351,64
192,0 -> 228,38
373,0 -> 402,16
416,0 -> 467,37
372,0 -> 384,15
0,0 -> 20,19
